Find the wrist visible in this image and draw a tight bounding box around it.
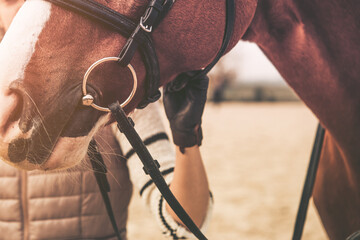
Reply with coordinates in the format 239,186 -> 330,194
170,125 -> 203,151
175,145 -> 200,155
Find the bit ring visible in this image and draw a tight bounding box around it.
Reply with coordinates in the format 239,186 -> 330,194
82,57 -> 137,112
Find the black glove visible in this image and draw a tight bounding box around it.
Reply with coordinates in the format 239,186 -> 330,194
163,71 -> 209,152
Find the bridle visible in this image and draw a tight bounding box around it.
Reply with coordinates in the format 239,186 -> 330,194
42,0 -> 236,239
45,0 -> 170,110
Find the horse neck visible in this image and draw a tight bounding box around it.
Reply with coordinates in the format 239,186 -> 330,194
244,0 -> 360,168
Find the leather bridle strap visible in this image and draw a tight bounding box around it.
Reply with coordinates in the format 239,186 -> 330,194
117,0 -> 174,67
45,0 -> 175,109
292,123 -> 325,240
109,101 -> 207,240
196,0 -> 235,78
116,0 -> 175,108
88,139 -> 123,240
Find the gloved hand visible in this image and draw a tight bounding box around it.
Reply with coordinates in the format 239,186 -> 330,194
163,71 -> 209,152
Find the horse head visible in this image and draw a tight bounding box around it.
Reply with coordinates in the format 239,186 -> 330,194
0,0 -> 257,170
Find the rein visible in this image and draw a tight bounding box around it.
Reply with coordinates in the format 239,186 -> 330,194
43,0 -> 235,239
292,124 -> 325,240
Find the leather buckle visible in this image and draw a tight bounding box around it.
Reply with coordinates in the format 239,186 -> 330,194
140,16 -> 153,32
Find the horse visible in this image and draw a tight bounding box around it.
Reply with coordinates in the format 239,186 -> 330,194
0,0 -> 359,239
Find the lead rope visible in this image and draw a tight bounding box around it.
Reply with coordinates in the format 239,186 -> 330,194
109,101 -> 208,240
292,123 -> 325,240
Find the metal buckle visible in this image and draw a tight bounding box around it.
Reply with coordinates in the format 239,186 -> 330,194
140,17 -> 153,33
82,57 -> 138,112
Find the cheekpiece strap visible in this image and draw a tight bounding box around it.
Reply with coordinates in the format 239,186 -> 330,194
118,0 -> 175,109
117,0 -> 174,67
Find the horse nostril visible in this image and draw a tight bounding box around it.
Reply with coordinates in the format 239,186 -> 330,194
0,87 -> 24,139
7,92 -> 23,128
7,81 -> 36,134
1,90 -> 25,134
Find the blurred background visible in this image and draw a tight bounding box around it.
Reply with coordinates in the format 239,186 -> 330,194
128,41 -> 328,239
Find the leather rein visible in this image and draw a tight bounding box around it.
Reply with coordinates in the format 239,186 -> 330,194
43,0 -> 235,239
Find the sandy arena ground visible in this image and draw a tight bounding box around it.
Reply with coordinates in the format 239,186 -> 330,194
127,102 -> 329,240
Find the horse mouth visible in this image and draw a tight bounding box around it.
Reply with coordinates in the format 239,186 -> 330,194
5,105 -> 109,171
7,135 -> 62,170
6,127 -> 68,170
6,129 -> 89,171
40,135 -> 93,171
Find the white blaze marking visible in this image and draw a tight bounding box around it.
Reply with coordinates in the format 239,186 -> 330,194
0,1 -> 51,164
0,0 -> 51,88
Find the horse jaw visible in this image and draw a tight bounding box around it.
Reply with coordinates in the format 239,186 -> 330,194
41,114 -> 110,171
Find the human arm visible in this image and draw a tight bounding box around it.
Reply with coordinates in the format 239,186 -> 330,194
163,71 -> 210,227
167,145 -> 210,227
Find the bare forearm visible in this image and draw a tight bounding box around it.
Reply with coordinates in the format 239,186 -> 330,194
166,146 -> 210,227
